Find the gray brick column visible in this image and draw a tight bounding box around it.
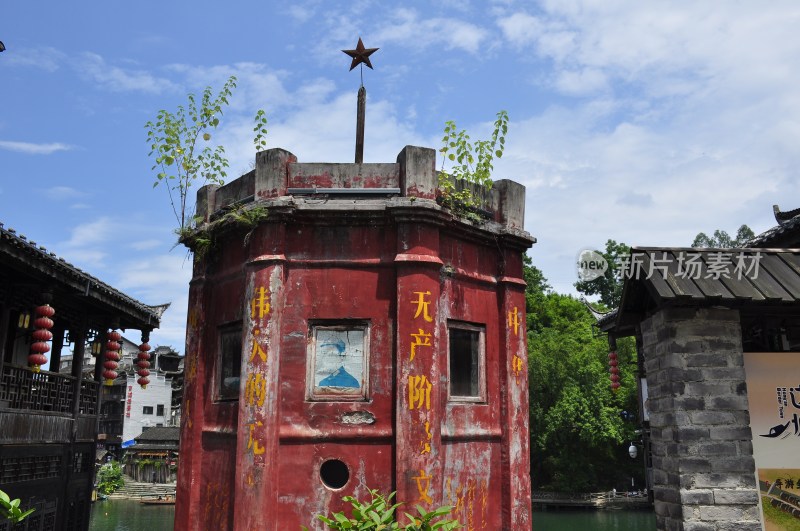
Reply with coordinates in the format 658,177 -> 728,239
641,307 -> 761,531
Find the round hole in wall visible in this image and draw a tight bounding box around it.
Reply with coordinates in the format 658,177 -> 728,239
320,459 -> 349,490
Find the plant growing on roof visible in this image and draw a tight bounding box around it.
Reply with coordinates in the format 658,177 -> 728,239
145,76 -> 269,233
438,110 -> 508,220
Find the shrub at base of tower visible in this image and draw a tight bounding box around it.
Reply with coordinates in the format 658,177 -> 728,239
305,488 -> 461,531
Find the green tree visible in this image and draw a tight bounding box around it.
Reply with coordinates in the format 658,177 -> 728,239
691,224 -> 755,247
145,76 -> 268,234
526,259 -> 642,492
573,239 -> 630,308
96,461 -> 125,495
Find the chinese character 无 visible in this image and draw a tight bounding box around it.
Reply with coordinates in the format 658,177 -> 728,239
412,291 -> 433,322
410,328 -> 432,361
409,375 -> 432,410
251,286 -> 271,319
247,421 -> 265,455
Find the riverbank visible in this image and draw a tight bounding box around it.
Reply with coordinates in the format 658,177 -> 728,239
105,474 -> 177,500
532,491 -> 652,510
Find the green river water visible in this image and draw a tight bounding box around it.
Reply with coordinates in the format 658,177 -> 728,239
89,500 -> 656,530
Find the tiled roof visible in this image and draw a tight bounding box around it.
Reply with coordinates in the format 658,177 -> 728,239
0,221 -> 165,327
600,247 -> 800,335
747,205 -> 800,247
135,426 -> 180,442
619,247 -> 800,304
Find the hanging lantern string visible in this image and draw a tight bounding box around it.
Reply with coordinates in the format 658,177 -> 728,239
28,304 -> 55,373
103,330 -> 122,386
137,339 -> 151,389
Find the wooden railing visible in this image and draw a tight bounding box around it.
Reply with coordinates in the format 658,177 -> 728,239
79,379 -> 99,415
0,365 -> 98,415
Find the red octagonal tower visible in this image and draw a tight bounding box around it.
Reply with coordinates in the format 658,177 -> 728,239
175,145 -> 534,530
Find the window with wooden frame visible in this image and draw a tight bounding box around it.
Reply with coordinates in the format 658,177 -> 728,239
447,322 -> 486,402
306,322 -> 369,401
217,324 -> 242,401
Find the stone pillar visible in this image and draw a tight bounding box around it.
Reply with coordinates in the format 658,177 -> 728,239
640,307 -> 760,531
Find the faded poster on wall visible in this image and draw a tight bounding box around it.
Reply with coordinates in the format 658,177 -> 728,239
310,326 -> 367,399
744,351 -> 800,531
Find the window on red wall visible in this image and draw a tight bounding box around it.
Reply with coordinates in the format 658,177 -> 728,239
447,322 -> 486,402
217,324 -> 242,401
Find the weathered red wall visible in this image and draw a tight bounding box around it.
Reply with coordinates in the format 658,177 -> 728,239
175,146 -> 533,531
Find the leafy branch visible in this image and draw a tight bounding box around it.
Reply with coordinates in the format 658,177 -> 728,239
0,489 -> 34,523
438,110 -> 508,219
146,76 -> 269,234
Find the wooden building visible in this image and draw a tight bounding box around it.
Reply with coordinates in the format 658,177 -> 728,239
0,221 -> 163,531
175,146 -> 534,530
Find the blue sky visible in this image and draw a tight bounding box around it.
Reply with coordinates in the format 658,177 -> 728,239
2,1 -> 799,351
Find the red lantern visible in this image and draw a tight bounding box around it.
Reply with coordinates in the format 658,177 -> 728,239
137,339 -> 151,389
29,304 -> 55,372
35,305 -> 55,318
106,341 -> 121,351
30,341 -> 50,354
28,353 -> 48,369
33,316 -> 54,329
608,350 -> 620,391
103,329 -> 121,386
32,329 -> 53,342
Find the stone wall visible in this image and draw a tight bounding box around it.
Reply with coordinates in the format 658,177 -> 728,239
641,307 -> 761,531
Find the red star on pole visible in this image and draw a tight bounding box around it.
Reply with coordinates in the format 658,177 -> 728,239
342,37 -> 379,71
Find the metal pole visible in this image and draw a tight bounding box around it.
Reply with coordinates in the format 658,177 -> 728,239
355,86 -> 366,164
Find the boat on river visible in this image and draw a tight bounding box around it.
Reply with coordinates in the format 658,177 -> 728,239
139,494 -> 176,505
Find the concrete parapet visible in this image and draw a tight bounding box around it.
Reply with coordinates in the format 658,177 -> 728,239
397,145 -> 437,199
194,145 -> 529,232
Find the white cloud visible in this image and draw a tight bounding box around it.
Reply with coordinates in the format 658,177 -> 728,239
44,186 -> 87,201
165,62 -> 291,112
0,140 -> 73,155
1,46 -> 65,72
76,53 -> 179,94
129,239 -> 163,251
497,12 -> 542,47
116,254 -> 192,353
375,8 -> 489,54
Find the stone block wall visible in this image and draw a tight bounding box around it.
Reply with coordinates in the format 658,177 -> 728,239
640,307 -> 761,531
